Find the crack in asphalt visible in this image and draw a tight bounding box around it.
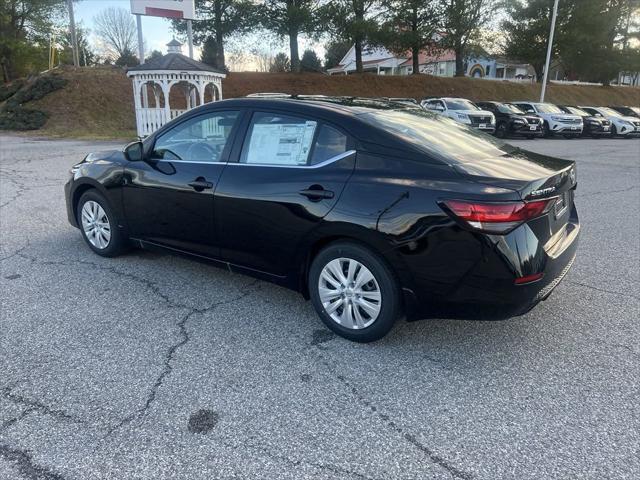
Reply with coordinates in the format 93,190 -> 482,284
0,444 -> 67,480
566,280 -> 640,300
13,247 -> 262,438
579,184 -> 638,198
103,280 -> 259,438
221,436 -> 386,480
313,351 -> 473,480
1,386 -> 86,426
0,408 -> 35,434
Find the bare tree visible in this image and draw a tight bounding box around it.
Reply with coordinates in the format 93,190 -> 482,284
93,7 -> 137,61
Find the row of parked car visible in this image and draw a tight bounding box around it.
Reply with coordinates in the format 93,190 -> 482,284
397,97 -> 640,139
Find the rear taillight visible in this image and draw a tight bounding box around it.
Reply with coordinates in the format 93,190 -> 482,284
441,199 -> 555,233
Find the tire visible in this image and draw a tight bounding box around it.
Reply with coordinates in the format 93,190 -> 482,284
611,125 -> 618,137
543,121 -> 552,138
309,241 -> 401,343
495,122 -> 507,138
76,190 -> 127,257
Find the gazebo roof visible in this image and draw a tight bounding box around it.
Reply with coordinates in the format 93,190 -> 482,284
127,53 -> 225,75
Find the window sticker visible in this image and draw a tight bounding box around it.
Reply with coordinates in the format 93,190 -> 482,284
246,121 -> 317,165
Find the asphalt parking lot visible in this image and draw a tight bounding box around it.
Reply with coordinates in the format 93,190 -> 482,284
1,134 -> 639,480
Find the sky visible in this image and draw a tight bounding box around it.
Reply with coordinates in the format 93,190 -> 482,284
71,0 -> 322,69
74,0 -> 178,55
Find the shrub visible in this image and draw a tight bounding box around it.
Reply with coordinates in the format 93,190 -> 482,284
5,75 -> 68,109
0,108 -> 48,130
0,79 -> 27,102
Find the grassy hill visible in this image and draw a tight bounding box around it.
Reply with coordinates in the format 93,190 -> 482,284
13,66 -> 640,139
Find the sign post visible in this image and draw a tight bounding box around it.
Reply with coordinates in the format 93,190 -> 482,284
130,1 -> 197,58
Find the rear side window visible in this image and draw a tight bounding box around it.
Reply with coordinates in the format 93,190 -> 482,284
241,112 -> 317,166
309,125 -> 348,165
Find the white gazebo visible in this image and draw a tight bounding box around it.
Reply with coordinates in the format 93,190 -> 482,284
127,40 -> 226,137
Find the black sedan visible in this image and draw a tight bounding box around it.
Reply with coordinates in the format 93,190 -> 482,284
476,101 -> 543,139
65,97 -> 579,342
557,105 -> 612,137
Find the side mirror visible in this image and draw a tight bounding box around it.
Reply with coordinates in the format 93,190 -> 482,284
124,141 -> 144,162
527,109 -> 535,114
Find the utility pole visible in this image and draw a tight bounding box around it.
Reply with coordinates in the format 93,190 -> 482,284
136,14 -> 145,65
67,0 -> 79,67
540,0 -> 559,102
135,14 -> 148,108
186,20 -> 194,59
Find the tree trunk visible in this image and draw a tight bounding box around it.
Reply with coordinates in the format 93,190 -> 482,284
454,41 -> 465,77
412,46 -> 419,75
214,1 -> 225,70
289,31 -> 300,72
411,6 -> 419,75
354,2 -> 364,73
355,40 -> 363,73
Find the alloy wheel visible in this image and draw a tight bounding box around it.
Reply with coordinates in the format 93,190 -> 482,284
81,200 -> 111,249
318,257 -> 382,329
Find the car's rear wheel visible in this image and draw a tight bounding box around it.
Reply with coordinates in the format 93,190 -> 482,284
77,190 -> 126,257
309,241 -> 401,342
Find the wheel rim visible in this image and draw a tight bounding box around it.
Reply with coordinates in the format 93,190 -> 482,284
318,257 -> 382,329
81,200 -> 111,249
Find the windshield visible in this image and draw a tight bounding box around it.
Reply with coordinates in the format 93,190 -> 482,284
445,99 -> 480,111
358,109 -> 516,164
498,104 -> 525,114
599,107 -> 623,117
566,106 -> 589,116
536,103 -> 563,114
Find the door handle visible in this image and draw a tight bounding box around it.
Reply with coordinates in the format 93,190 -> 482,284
188,178 -> 213,191
299,187 -> 334,201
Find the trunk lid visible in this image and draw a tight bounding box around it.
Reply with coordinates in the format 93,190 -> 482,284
452,148 -> 577,239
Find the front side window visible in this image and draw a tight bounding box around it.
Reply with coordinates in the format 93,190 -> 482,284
152,111 -> 239,162
241,112 -> 318,166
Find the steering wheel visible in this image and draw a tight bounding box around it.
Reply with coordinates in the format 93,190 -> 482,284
185,142 -> 218,162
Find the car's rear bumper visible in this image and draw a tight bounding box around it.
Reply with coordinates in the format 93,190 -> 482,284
403,205 -> 580,320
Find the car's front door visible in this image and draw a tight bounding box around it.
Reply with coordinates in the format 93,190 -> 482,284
123,110 -> 242,257
214,110 -> 356,277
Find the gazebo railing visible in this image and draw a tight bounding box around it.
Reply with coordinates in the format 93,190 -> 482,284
135,108 -> 188,136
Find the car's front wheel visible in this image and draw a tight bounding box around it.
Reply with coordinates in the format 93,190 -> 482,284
77,190 -> 126,257
309,241 -> 401,342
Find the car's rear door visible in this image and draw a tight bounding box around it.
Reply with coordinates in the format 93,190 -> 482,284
122,110 -> 243,258
214,110 -> 356,277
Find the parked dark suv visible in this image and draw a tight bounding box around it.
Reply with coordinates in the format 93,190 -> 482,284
476,101 -> 543,139
557,105 -> 612,138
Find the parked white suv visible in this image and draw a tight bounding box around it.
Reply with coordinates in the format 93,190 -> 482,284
512,102 -> 583,138
421,97 -> 495,133
579,106 -> 640,137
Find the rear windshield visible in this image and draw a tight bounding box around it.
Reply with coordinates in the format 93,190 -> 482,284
358,109 -> 517,164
